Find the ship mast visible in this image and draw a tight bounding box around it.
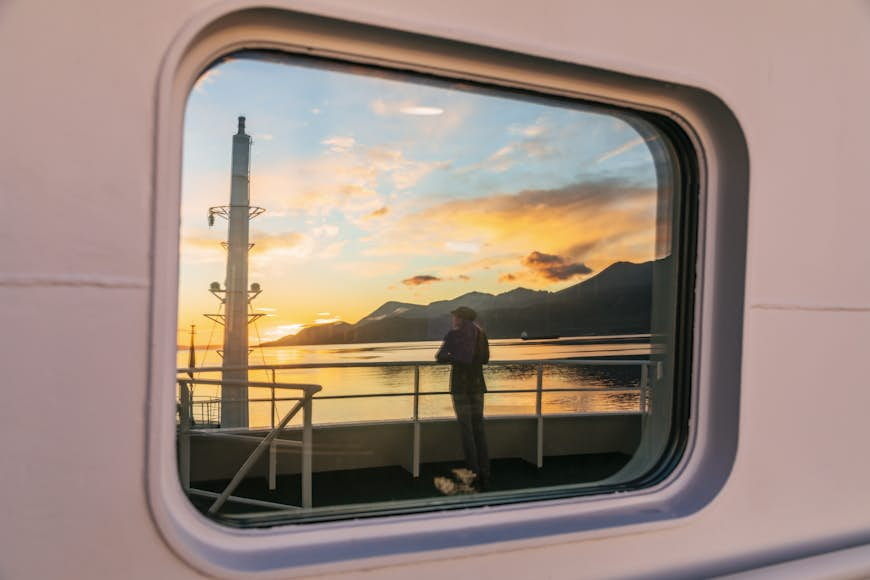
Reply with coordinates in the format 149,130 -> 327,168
205,116 -> 265,428
186,324 -> 196,379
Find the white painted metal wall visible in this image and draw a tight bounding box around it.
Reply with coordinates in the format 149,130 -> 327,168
1,0 -> 869,578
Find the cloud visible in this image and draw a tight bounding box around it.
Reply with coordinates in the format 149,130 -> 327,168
434,254 -> 520,282
181,235 -> 223,251
456,117 -> 556,174
312,224 -> 339,237
400,106 -> 444,116
367,206 -> 390,219
192,68 -> 221,93
372,100 -> 443,117
321,136 -> 356,153
497,251 -> 592,285
565,240 -> 600,260
181,230 -> 310,265
317,241 -> 346,259
402,275 -> 442,287
485,145 -> 518,173
255,133 -> 274,141
508,119 -> 548,138
444,241 -> 481,254
249,144 -> 448,225
365,180 -> 655,260
252,231 -> 306,254
520,250 -> 592,281
596,136 -> 651,164
179,234 -> 225,264
338,183 -> 378,199
369,97 -> 471,140
364,146 -> 450,190
262,323 -> 306,339
334,260 -> 405,278
393,159 -> 451,190
358,178 -> 657,289
313,313 -> 342,325
371,99 -> 390,116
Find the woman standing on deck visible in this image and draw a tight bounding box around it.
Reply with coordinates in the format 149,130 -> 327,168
436,306 -> 491,491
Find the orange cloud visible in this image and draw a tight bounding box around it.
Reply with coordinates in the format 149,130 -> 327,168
253,231 -> 305,253
367,206 -> 390,219
402,275 -> 441,287
503,250 -> 592,283
366,180 -> 655,257
183,230 -> 306,261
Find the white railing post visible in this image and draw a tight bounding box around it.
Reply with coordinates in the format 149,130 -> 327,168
179,380 -> 192,491
412,365 -> 421,478
302,392 -> 313,509
640,363 -> 649,414
536,363 -> 544,468
269,383 -> 277,490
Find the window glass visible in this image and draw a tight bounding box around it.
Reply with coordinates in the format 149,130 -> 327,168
176,51 -> 692,524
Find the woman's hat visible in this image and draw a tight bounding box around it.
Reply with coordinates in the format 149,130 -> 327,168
451,306 -> 477,321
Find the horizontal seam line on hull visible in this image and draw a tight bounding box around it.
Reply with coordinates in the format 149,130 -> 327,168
0,275 -> 149,289
752,303 -> 870,313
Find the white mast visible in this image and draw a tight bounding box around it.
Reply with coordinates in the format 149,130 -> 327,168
206,116 -> 265,428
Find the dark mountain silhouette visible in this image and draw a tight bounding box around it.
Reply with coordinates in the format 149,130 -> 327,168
356,301 -> 423,325
260,260 -> 654,347
272,321 -> 354,346
378,288 -> 551,322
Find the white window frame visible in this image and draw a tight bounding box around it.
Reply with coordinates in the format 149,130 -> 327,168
147,6 -> 748,577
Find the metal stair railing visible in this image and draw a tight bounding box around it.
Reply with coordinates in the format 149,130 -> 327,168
177,378 -> 321,514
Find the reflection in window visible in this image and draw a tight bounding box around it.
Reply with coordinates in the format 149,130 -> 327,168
176,51 -> 692,523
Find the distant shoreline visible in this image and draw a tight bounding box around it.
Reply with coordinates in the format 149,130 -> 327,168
176,333 -> 651,351
257,333 -> 651,349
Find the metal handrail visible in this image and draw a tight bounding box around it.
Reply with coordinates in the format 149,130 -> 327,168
178,357 -> 654,373
179,377 -> 319,393
177,377 -> 321,513
311,386 -> 640,400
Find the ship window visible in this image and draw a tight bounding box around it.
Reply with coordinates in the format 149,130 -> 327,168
175,50 -> 696,526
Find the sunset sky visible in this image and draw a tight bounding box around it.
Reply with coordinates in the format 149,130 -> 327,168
178,53 -> 661,345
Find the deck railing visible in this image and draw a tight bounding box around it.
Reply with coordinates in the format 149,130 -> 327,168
177,359 -> 659,513
177,378 -> 321,513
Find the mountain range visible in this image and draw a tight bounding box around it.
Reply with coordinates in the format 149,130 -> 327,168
260,260 -> 655,347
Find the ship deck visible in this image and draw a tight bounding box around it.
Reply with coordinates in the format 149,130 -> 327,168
189,452 -> 631,519
179,358 -> 650,524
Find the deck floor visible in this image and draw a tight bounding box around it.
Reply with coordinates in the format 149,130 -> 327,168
189,452 -> 631,518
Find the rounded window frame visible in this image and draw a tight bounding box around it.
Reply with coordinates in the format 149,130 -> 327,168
148,6 -> 747,577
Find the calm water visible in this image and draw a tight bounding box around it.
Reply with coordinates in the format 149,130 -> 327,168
177,335 -> 651,427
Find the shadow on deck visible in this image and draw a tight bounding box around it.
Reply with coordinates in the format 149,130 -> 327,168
189,452 -> 631,517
